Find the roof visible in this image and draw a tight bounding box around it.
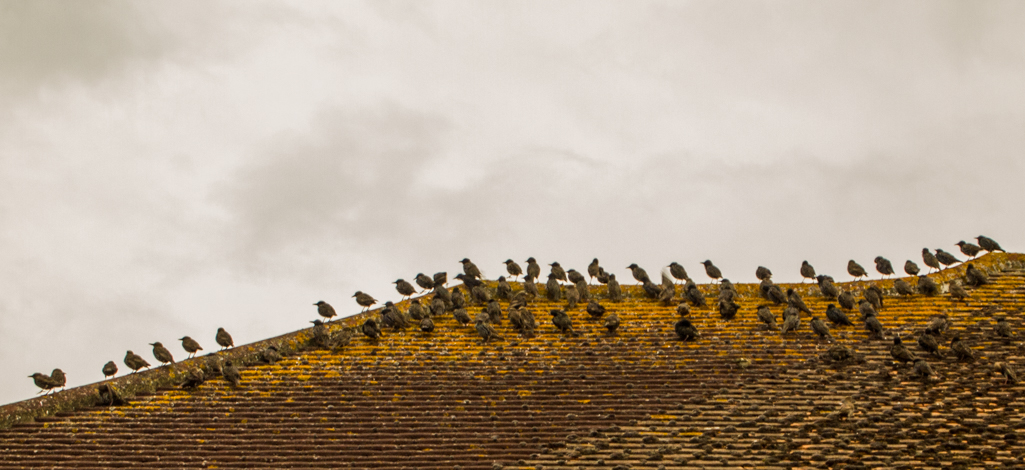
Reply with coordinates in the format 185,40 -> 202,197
1,253 -> 1024,469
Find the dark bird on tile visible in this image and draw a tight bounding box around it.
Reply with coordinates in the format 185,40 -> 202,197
596,267 -> 610,285
486,299 -> 503,324
29,373 -> 54,394
913,358 -> 933,380
180,336 -> 203,358
676,302 -> 690,318
904,260 -> 920,276
837,290 -> 855,310
150,342 -> 175,365
925,315 -> 950,336
825,304 -> 853,326
604,313 -> 621,334
508,307 -> 527,335
525,257 -> 541,282
407,299 -> 427,321
430,295 -> 447,318
916,275 -> 939,296
858,299 -> 877,320
475,319 -> 503,343
549,262 -> 567,283
313,301 -> 337,321
826,344 -> 854,363
471,284 -> 491,305
810,317 -> 831,340
102,361 -> 118,379
546,274 -> 562,302
419,316 -> 435,333
414,273 -> 435,292
259,345 -> 282,364
718,279 -> 737,303
567,269 -> 585,285
921,248 -> 941,273
894,278 -> 914,296
576,279 -> 591,303
587,258 -> 601,284
965,264 -> 989,287
956,241 -> 982,260
180,368 -> 206,390
800,261 -> 816,283
756,305 -> 778,330
701,260 -> 722,283
760,280 -> 786,305
433,271 -> 448,287
719,299 -> 740,321
394,279 -> 417,299
917,332 -> 942,358
684,280 -> 706,307
524,276 -> 540,299
817,275 -> 839,300
865,315 -> 884,339
97,383 -> 126,406
453,308 -> 471,327
787,289 -> 812,315
550,309 -> 576,336
381,302 -> 408,331
995,317 -> 1013,338
950,337 -> 974,362
449,286 -> 464,309
626,263 -> 650,284
755,266 -> 772,281
847,260 -> 867,280
976,235 -> 1004,253
48,369 -> 66,391
586,300 -> 606,320
668,262 -> 689,283
353,291 -> 377,313
674,318 -> 699,341
215,328 -> 235,350
496,276 -> 512,300
361,318 -> 382,340
460,258 -> 483,280
641,280 -> 661,299
222,360 -> 241,387
455,273 -> 482,290
781,311 -> 800,335
934,249 -> 961,267
504,259 -> 523,281
864,284 -> 884,310
874,257 -> 894,278
949,280 -> 969,301
890,336 -> 915,363
996,362 -> 1019,385
124,350 -> 150,373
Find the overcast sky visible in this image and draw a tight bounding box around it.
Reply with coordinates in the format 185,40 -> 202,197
1,1 -> 1023,404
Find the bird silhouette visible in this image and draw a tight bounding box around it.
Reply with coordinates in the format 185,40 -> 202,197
216,328 -> 234,350
353,291 -> 377,312
604,313 -> 620,334
825,304 -> 852,326
394,279 -> 417,300
817,275 -> 839,299
668,262 -> 689,284
549,262 -> 567,283
433,272 -> 448,287
917,275 -> 939,296
894,278 -> 914,296
460,258 -> 483,280
917,332 -> 942,358
756,305 -> 778,330
965,263 -> 989,287
921,248 -> 941,273
701,260 -> 722,283
913,358 -> 933,380
934,248 -> 961,267
414,273 -> 435,292
419,316 -> 435,333
222,360 -> 241,387
545,274 -> 562,302
102,361 -> 118,379
504,259 -> 523,281
976,235 -> 1004,253
800,261 -> 816,283
904,260 -> 920,276
626,263 -> 650,284
550,309 -> 576,336
950,336 -> 974,361
150,342 -> 175,365
955,241 -> 981,259
586,300 -> 606,320
874,257 -> 894,278
755,266 -> 772,281
810,317 -> 831,341
124,350 -> 150,373
361,318 -> 382,340
996,362 -> 1018,385
847,260 -> 867,281
674,318 -> 699,341
607,274 -> 623,302
837,290 -> 855,310
525,257 -> 541,282
180,336 -> 203,358
587,258 -> 601,284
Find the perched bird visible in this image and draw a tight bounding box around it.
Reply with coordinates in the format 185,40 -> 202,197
381,302 -> 408,330
925,315 -> 950,336
817,275 -> 839,299
419,316 -> 435,333
996,362 -> 1019,385
917,275 -> 939,296
97,383 -> 126,406
787,289 -> 812,315
864,315 -> 884,339
976,235 -> 1004,253
756,305 -> 778,330
921,248 -> 941,273
453,308 -> 471,326
800,261 -> 816,283
995,317 -> 1013,338
956,241 -> 982,260
949,280 -> 969,301
904,260 -> 920,276
222,360 -> 241,387
913,358 -> 933,380
430,295 -> 447,317
455,273 -> 482,290
525,257 -> 541,282
460,258 -> 483,280
607,274 -> 623,302
894,278 -> 915,296
394,279 -> 417,299
576,279 -> 591,302
308,320 -> 330,348
760,280 -> 786,305
684,280 -> 706,307
626,263 -> 650,284
504,259 -> 523,281
701,260 -> 722,283
586,300 -> 606,320
29,372 -> 54,394
361,318 -> 381,340
674,318 -> 699,341
353,291 -> 377,312
718,299 -> 740,321
124,350 -> 150,373
48,369 -> 66,391
864,284 -> 884,310
781,311 -> 800,335
102,361 -> 118,379
180,336 -> 203,358
216,328 -> 234,350
917,332 -> 942,358
407,299 -> 427,320
641,280 -> 661,299
449,286 -> 465,309
810,317 -> 831,340
837,290 -> 856,310
858,299 -> 877,320
676,302 -> 690,318
550,309 -> 576,336
826,344 -> 855,363
603,313 -> 621,334
486,299 -> 503,324
524,276 -> 540,299
259,345 -> 282,364
475,319 -> 503,343
549,262 -> 567,283
950,336 -> 974,361
934,249 -> 961,267
567,269 -> 585,285
587,258 -> 601,283
825,304 -> 853,326
433,272 -> 448,287
755,266 -> 772,281
595,267 -> 611,285
545,274 -> 562,302
496,276 -> 512,300
668,262 -> 689,283
150,342 -> 175,365
874,257 -> 894,278
890,336 -> 915,363
964,264 -> 989,287
180,368 -> 206,390
508,308 -> 529,336
414,273 -> 435,292
847,260 -> 867,280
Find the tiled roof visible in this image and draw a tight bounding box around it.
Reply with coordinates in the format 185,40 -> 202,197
1,253 -> 1024,469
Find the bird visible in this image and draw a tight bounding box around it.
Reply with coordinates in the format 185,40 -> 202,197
965,264 -> 989,287
97,383 -> 126,405
102,361 -> 118,379
676,303 -> 691,319
545,274 -> 562,302
956,241 -> 982,260
124,350 -> 151,373
641,280 -> 661,299
996,362 -> 1019,385
179,336 -> 203,358
496,276 -> 512,300
718,299 -> 740,321
361,318 -> 381,340
934,249 -> 961,267
684,280 -> 706,307
504,259 -> 523,281
604,313 -> 620,334
475,319 -> 503,343
447,286 -> 463,309
407,299 -> 426,320
674,318 -> 699,341
486,299 -> 503,324
549,262 -> 567,283
810,317 -> 831,340
567,269 -> 585,285
890,336 -> 915,363
904,260 -> 920,276
523,276 -> 540,299
925,315 -> 950,336
858,299 -> 877,320
595,267 -> 610,285
550,309 -> 576,336
917,275 -> 939,296
587,258 -> 601,284
756,305 -> 777,330
394,279 -> 417,299
921,248 -> 941,273
29,373 -> 54,394
949,280 -> 969,301
607,274 -> 623,302
864,284 -> 884,310
760,280 -> 786,305
151,342 -> 175,365
308,320 -> 330,348
847,260 -> 867,280
874,257 -> 894,278
894,278 -> 915,296
950,337 -> 974,362
917,332 -> 942,358
460,258 -> 483,280
755,266 -> 772,281
311,300 -> 337,321
787,289 -> 812,315
380,302 -> 408,330
433,272 -> 448,287
837,290 -> 856,310
913,358 -> 933,380
453,308 -> 471,327
525,257 -> 541,282
430,295 -> 447,317
781,311 -> 800,335
576,279 -> 591,303
259,345 -> 282,364
353,291 -> 377,312
865,315 -> 884,339
668,262 -> 689,283
825,304 -> 853,326
626,263 -> 650,284
420,316 -> 435,333
701,260 -> 722,283
508,308 -> 529,336
180,368 -> 206,390
586,300 -> 606,320
47,369 -> 66,392
995,317 -> 1013,338
222,360 -> 241,387
817,275 -> 839,299
800,261 -> 816,283
414,273 -> 435,292
216,327 -> 234,350
976,235 -> 1004,253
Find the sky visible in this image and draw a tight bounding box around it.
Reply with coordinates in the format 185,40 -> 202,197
1,0 -> 1024,405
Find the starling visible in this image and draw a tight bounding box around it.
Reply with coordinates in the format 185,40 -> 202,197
471,284 -> 492,305
668,262 -> 689,283
904,260 -> 920,276
524,276 -> 540,299
586,300 -> 606,320
787,289 -> 812,315
584,258 -> 601,284
29,372 -> 54,394
380,301 -> 408,330
310,300 -> 337,322
576,279 -> 591,302
837,290 -> 856,310
433,271 -> 448,287
889,336 -> 915,363
719,279 -> 737,302
996,362 -> 1019,384
781,311 -> 800,335
550,309 -> 576,336
504,259 -> 523,281
604,313 -> 620,334
755,266 -> 772,281
525,257 -> 541,282
407,299 -> 426,320
486,299 -> 502,324
760,280 -> 786,305
595,267 -> 610,285
925,315 -> 950,336
420,316 -> 435,333
180,368 -> 206,390
864,284 -> 884,310
414,273 -> 435,291
361,318 -> 381,339
995,317 -> 1013,338
825,304 -> 853,326
913,358 -> 933,380
508,308 -> 527,335
964,263 -> 989,287
259,345 -> 282,364
453,308 -> 471,326
817,275 -> 839,299
216,327 -> 234,350
894,278 -> 914,296
826,344 -> 855,363
956,241 -> 982,259
701,260 -> 722,283
430,295 -> 447,317
864,315 -> 884,339
353,291 -> 377,312
874,257 -> 894,278
917,275 -> 939,296
475,319 -> 503,343
150,342 -> 175,365
449,286 -> 464,309
950,336 -> 974,361
309,320 -> 330,348
976,235 -> 1004,253
641,280 -> 661,299
917,332 -> 942,358
949,280 -> 969,301
718,299 -> 740,321
545,274 -> 562,302
684,280 -> 706,307
47,369 -> 66,391
549,262 -> 567,283
676,302 -> 690,318
222,360 -> 241,387
496,276 -> 512,300
460,258 -> 483,280
858,299 -> 877,320
756,305 -> 778,330
921,248 -> 941,273
934,249 -> 961,267
847,260 -> 867,280
102,361 -> 118,379
178,336 -> 203,359
204,355 -> 223,376
567,269 -> 585,285
98,383 -> 126,405
810,317 -> 831,340
394,279 -> 417,299
607,274 -> 623,302
625,263 -> 649,284
800,261 -> 816,283
674,318 -> 699,341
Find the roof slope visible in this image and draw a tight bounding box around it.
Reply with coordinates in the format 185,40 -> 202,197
1,253 -> 1024,469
